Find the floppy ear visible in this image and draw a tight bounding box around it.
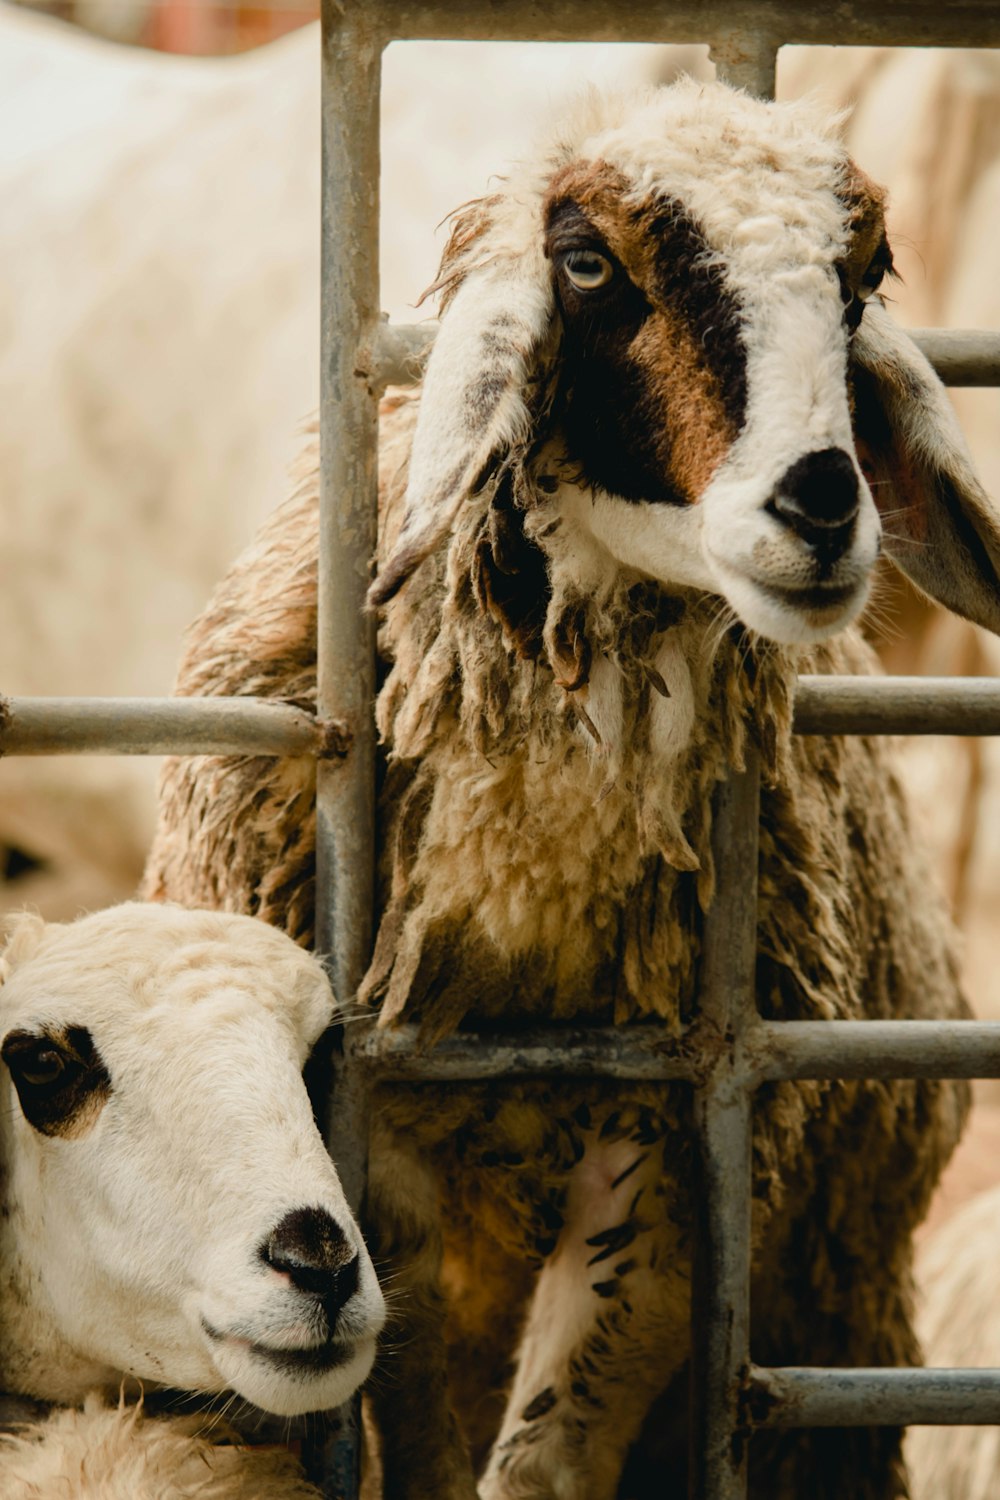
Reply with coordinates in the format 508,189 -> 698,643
368,238 -> 557,608
852,300 -> 1000,635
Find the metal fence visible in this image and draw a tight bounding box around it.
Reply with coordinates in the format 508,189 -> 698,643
4,1 -> 1000,1497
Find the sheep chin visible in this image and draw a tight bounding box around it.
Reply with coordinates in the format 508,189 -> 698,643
711,559 -> 873,646
207,1332 -> 378,1417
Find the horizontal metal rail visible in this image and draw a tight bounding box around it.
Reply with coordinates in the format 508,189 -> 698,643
908,329 -> 1000,386
374,325 -> 1000,392
748,1367 -> 1000,1427
2,678 -> 998,755
0,696 -> 346,758
752,1020 -> 1000,1080
373,1 -> 1000,47
352,1019 -> 1000,1083
793,676 -> 1000,736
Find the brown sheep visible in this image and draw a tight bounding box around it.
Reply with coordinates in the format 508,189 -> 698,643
143,81 -> 1000,1499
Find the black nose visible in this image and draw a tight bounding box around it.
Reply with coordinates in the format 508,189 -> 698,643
261,1207 -> 360,1314
768,448 -> 860,560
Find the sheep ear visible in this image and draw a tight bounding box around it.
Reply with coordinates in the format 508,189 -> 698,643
368,247 -> 556,608
851,301 -> 1000,635
0,912 -> 46,985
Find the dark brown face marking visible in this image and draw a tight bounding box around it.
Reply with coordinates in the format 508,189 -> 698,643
2,1026 -> 111,1138
543,161 -> 747,506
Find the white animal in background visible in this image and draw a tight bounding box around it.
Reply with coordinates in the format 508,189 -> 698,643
0,902 -> 384,1420
0,2 -> 664,922
907,1181 -> 1000,1500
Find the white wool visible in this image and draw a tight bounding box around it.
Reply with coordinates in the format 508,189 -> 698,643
0,1394 -> 320,1499
0,903 -> 385,1416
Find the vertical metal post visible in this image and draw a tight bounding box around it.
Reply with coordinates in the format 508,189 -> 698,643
314,3 -> 383,1495
693,32 -> 773,1495
689,752 -> 761,1500
710,35 -> 778,97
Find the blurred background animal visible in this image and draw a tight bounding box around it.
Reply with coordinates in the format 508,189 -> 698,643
0,3 -> 666,920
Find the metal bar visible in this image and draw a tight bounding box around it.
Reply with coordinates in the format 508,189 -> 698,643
313,4 -> 384,1497
709,35 -> 778,96
752,1020 -> 1000,1081
793,676 -> 1000,737
375,324 -> 1000,391
379,1 -> 1000,47
316,0 -> 383,1005
0,695 -> 327,758
2,677 -> 1000,757
908,328 -> 1000,386
348,1018 -> 1000,1084
372,320 -> 436,392
689,753 -> 761,1500
747,1367 -> 1000,1428
348,1022 -> 699,1080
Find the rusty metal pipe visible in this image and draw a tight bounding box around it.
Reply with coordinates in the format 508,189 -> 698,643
748,1367 -> 1000,1428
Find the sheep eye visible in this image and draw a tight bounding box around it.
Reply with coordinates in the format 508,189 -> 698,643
562,250 -> 614,292
2,1027 -> 110,1136
5,1038 -> 72,1093
857,268 -> 884,303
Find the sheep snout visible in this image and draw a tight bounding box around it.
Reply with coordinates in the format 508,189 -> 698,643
261,1206 -> 360,1312
766,446 -> 861,561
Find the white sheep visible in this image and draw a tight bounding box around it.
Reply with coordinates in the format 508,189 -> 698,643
905,1181 -> 1000,1500
0,902 -> 386,1491
0,2 -> 662,924
141,79 -> 1000,1499
0,1392 -> 323,1500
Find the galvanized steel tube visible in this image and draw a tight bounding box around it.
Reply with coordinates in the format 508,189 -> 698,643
689,754 -> 761,1500
4,677 -> 1000,757
375,323 -> 1000,390
349,1018 -> 1000,1085
348,1022 -> 699,1081
908,328 -> 1000,385
748,1367 -> 1000,1428
317,0 -> 383,1026
379,0 -> 1000,46
753,1019 -> 1000,1081
0,696 -> 324,758
314,4 -> 384,1496
793,676 -> 1000,737
709,34 -> 778,96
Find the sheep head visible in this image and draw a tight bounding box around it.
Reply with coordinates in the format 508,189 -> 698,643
372,80 -> 1000,649
0,903 -> 385,1417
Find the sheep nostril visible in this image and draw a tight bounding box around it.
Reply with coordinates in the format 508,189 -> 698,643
768,447 -> 860,558
261,1207 -> 359,1313
326,1252 -> 360,1316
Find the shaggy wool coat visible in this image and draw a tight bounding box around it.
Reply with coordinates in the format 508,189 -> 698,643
143,393 -> 968,1500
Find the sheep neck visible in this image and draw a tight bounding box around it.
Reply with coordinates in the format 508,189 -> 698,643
369,463 -> 864,1040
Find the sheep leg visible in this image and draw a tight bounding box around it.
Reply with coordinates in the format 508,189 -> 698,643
479,1135 -> 689,1500
366,1120 -> 479,1500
